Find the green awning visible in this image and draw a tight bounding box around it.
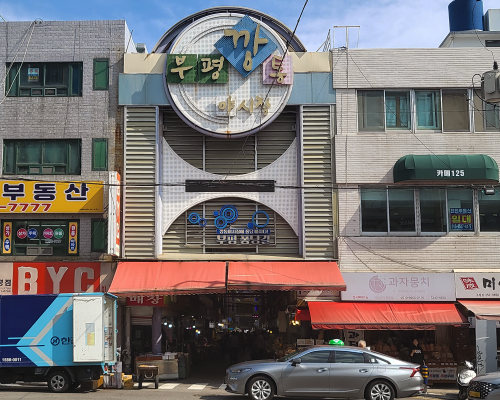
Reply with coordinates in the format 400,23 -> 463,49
393,154 -> 499,182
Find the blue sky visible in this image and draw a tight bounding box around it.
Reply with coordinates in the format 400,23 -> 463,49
0,0 -> 497,51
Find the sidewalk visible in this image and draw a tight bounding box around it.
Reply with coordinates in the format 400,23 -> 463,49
413,384 -> 458,400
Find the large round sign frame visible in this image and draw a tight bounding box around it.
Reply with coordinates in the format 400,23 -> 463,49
163,13 -> 294,139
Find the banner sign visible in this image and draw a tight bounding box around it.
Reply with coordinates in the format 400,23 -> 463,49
455,273 -> 500,298
450,208 -> 473,231
0,181 -> 103,213
107,172 -> 121,256
2,222 -> 12,255
428,368 -> 457,381
0,262 -> 114,295
341,273 -> 456,301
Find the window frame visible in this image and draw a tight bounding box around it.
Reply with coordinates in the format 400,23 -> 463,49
361,187 -> 479,236
93,58 -> 109,90
296,349 -> 333,364
5,62 -> 83,97
333,350 -> 369,364
3,139 -> 82,175
92,138 -> 108,171
91,218 -> 108,252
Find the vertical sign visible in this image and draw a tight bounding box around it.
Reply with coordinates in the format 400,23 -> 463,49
68,222 -> 78,254
107,172 -> 120,256
343,329 -> 365,347
3,222 -> 12,254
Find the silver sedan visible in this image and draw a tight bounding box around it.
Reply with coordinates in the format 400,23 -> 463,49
225,345 -> 424,400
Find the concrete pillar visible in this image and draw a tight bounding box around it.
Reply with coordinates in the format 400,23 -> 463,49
476,319 -> 497,374
123,306 -> 132,374
152,307 -> 162,354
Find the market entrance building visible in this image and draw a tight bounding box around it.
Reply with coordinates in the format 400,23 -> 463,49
115,7 -> 338,377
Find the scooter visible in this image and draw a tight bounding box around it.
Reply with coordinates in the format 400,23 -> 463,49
457,360 -> 476,400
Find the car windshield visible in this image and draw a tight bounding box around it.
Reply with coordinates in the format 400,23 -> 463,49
277,350 -> 302,362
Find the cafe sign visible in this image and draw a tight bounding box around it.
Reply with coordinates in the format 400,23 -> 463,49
341,273 -> 456,301
165,13 -> 293,138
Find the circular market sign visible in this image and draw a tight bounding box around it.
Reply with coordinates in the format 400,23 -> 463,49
164,13 -> 294,138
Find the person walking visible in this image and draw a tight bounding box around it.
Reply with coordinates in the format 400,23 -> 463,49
409,339 -> 425,366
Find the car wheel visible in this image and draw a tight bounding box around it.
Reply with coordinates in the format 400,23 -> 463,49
248,376 -> 275,400
365,380 -> 395,400
47,370 -> 70,393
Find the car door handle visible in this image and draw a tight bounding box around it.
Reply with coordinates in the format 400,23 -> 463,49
359,369 -> 369,373
316,368 -> 328,373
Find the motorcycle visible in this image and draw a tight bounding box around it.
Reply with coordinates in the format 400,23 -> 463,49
457,360 -> 477,400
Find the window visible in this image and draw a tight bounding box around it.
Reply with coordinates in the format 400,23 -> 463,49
479,189 -> 500,232
4,220 -> 77,256
420,189 -> 447,233
300,350 -> 332,364
386,91 -> 410,129
442,89 -> 469,132
334,351 -> 367,364
93,59 -> 109,90
361,187 -> 477,235
3,140 -> 81,175
473,90 -> 500,132
358,91 -> 384,132
5,62 -> 82,97
92,139 -> 108,171
415,90 -> 441,130
91,219 -> 107,252
361,189 -> 387,232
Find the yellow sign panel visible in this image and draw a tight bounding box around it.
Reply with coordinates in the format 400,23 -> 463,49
2,222 -> 12,254
68,222 -> 78,254
0,181 -> 103,213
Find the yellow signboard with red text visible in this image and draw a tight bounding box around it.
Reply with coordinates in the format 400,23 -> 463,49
0,181 -> 103,213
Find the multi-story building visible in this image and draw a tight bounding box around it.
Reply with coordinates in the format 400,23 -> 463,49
0,20 -> 128,299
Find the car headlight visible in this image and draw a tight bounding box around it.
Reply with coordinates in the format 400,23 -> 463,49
229,368 -> 252,373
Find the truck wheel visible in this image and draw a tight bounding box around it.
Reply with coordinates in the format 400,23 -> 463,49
47,370 -> 70,393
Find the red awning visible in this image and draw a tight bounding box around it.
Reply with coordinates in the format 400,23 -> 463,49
108,262 -> 227,296
458,300 -> 500,320
295,308 -> 311,321
227,261 -> 346,291
309,302 -> 468,330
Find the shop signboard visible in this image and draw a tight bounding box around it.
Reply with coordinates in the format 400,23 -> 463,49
343,329 -> 364,347
0,180 -> 103,213
165,13 -> 294,138
107,172 -> 121,256
428,368 -> 457,380
126,295 -> 164,307
341,273 -> 456,301
455,272 -> 500,298
186,205 -> 274,246
0,262 -> 113,295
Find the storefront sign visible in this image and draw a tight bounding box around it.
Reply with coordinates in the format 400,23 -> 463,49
187,205 -> 273,245
343,329 -> 364,347
341,273 -> 456,301
126,295 -> 165,307
0,181 -> 103,213
0,262 -> 114,295
455,273 -> 500,298
2,222 -> 12,255
165,13 -> 293,138
68,222 -> 78,254
428,368 -> 457,380
108,172 -> 121,256
450,208 -> 473,231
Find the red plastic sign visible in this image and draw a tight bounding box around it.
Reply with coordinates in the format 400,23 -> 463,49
17,228 -> 27,239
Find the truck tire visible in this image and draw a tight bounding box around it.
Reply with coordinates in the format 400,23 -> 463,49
47,370 -> 70,393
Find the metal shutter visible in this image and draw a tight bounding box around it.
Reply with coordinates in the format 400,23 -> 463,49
124,107 -> 157,258
302,105 -> 336,259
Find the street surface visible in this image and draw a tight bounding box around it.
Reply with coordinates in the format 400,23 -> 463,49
0,381 -> 457,400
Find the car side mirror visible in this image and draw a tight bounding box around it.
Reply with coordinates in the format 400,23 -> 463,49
291,357 -> 302,366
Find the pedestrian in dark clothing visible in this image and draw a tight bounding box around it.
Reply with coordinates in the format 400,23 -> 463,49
409,339 -> 425,366
229,331 -> 239,365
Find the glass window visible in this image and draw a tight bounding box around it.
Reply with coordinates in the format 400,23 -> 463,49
91,219 -> 108,252
420,189 -> 447,233
3,140 -> 81,175
447,189 -> 474,232
385,91 -> 410,130
474,90 -> 500,132
300,350 -> 331,364
479,189 -> 500,232
388,189 -> 415,232
416,90 -> 441,130
442,89 -> 469,132
7,220 -> 75,256
358,91 -> 384,132
334,351 -> 367,364
92,139 -> 108,171
361,189 -> 387,232
5,62 -> 82,97
93,59 -> 109,90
